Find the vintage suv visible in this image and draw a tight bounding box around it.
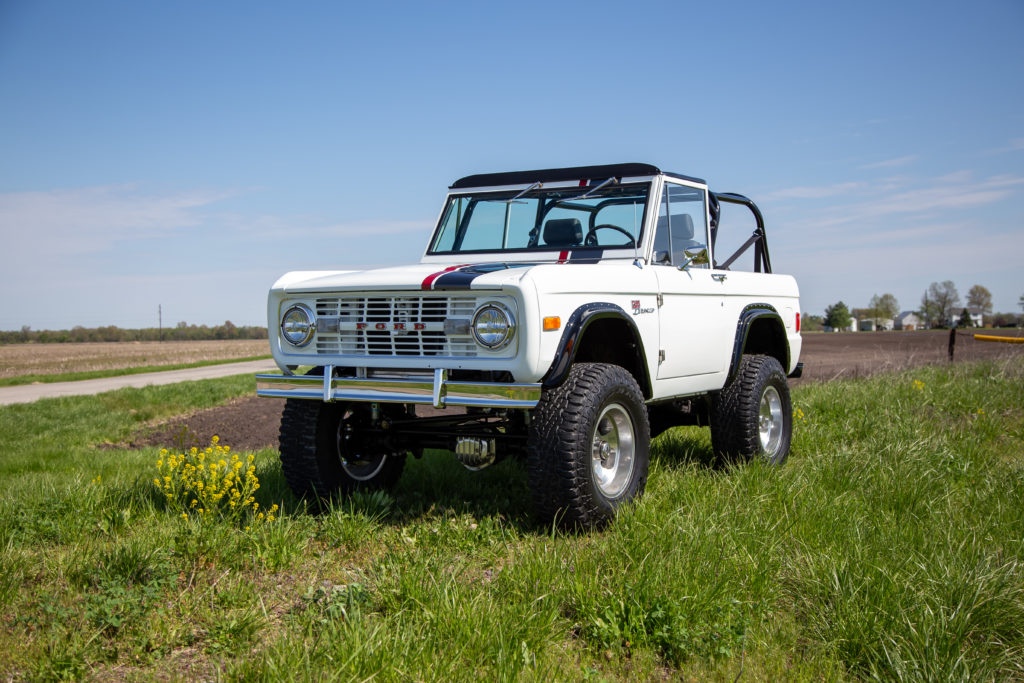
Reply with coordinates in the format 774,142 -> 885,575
257,163 -> 802,528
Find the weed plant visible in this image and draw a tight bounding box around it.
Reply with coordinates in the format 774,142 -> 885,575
0,360 -> 1022,680
154,436 -> 278,526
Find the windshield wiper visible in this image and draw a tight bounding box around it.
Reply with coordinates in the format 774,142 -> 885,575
552,176 -> 619,205
500,181 -> 542,204
499,182 -> 542,248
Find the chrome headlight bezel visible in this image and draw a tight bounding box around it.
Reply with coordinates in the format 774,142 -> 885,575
472,302 -> 515,350
280,304 -> 315,348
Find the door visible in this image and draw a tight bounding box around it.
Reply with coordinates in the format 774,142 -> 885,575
652,181 -> 734,380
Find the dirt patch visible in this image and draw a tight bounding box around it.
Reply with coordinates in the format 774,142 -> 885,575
127,398 -> 458,453
117,329 -> 1022,452
123,395 -> 286,452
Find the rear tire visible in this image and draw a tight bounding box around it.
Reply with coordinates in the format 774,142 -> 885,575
278,399 -> 406,505
711,354 -> 792,466
527,363 -> 650,530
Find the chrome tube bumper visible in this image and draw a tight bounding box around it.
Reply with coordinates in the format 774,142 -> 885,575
256,367 -> 541,409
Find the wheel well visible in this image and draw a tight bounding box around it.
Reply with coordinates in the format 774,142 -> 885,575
573,318 -> 651,398
742,317 -> 788,370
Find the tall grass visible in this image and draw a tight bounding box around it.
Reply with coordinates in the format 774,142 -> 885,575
0,360 -> 1021,680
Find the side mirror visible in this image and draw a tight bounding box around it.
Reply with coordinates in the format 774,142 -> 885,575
678,245 -> 709,270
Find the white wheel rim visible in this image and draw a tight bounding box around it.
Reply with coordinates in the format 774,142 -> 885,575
591,403 -> 635,499
759,385 -> 784,456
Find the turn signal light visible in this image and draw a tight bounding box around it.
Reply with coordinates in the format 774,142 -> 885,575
543,316 -> 561,331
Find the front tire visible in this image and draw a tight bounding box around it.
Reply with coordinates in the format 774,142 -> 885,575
527,363 -> 650,529
711,354 -> 792,466
278,399 -> 406,505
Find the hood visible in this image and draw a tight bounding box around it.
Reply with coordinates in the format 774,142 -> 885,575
274,262 -> 537,293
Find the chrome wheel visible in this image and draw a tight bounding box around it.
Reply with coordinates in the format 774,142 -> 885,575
591,402 -> 635,499
758,385 -> 784,456
337,410 -> 388,481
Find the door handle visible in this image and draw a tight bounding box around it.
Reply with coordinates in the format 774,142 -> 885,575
711,273 -> 728,282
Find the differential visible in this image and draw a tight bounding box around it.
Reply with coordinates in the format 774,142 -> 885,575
454,438 -> 497,471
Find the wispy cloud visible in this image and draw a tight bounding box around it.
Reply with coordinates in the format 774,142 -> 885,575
220,213 -> 428,240
0,184 -> 430,256
0,183 -> 434,327
0,184 -> 237,253
982,137 -> 1024,155
866,177 -> 1023,217
767,173 -> 1022,229
859,155 -> 919,169
761,182 -> 865,201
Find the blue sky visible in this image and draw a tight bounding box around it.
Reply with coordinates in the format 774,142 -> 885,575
1,0 -> 1021,330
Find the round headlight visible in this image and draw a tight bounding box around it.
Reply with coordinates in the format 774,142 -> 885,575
472,303 -> 515,349
281,304 -> 315,347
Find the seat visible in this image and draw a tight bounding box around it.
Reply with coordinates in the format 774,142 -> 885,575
543,218 -> 583,247
655,213 -> 703,264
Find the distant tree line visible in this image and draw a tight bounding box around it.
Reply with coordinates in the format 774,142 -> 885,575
1,321 -> 268,344
813,282 -> 1022,332
918,282 -> 1019,328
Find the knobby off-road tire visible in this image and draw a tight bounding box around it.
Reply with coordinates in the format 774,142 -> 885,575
278,399 -> 405,506
711,354 -> 792,466
527,362 -> 650,530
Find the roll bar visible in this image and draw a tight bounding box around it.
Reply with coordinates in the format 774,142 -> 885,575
710,192 -> 772,274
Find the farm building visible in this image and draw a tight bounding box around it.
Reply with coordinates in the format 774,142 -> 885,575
965,307 -> 985,327
824,319 -> 858,333
859,318 -> 894,331
895,311 -> 922,330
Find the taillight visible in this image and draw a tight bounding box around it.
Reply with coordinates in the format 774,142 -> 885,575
796,312 -> 801,333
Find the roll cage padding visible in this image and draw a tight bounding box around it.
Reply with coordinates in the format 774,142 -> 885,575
727,304 -> 790,383
541,303 -> 651,397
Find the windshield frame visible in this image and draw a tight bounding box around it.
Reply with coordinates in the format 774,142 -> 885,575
425,180 -> 654,259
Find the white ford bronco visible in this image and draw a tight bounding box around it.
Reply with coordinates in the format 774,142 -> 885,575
258,163 -> 802,528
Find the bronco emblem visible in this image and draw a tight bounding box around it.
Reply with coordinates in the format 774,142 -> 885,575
632,299 -> 654,316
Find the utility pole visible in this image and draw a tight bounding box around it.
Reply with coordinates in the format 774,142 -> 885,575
159,304 -> 163,342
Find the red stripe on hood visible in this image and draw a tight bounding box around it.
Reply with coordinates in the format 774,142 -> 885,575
421,264 -> 470,290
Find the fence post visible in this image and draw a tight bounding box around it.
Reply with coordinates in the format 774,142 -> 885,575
948,327 -> 956,362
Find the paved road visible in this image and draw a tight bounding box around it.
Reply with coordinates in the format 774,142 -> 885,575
0,359 -> 278,406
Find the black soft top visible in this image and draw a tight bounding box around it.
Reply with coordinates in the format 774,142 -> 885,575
450,163 -> 705,189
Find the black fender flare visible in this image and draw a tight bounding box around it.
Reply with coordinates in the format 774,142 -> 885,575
726,303 -> 790,384
540,302 -> 651,396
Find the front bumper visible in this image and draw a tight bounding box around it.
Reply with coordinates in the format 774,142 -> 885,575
256,367 -> 541,409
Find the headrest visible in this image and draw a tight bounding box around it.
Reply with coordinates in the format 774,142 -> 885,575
656,214 -> 695,240
543,218 -> 583,246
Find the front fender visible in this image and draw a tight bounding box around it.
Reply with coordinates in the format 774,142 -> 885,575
540,303 -> 651,395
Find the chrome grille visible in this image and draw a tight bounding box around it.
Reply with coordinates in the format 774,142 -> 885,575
313,295 -> 479,357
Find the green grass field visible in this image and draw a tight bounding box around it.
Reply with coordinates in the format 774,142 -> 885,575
1,359 -> 1022,681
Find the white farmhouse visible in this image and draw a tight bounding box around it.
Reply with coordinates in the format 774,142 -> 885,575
894,311 -> 922,330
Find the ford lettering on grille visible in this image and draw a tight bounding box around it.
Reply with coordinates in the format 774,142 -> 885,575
312,294 -> 482,357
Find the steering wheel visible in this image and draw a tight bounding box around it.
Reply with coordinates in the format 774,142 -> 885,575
584,224 -> 635,247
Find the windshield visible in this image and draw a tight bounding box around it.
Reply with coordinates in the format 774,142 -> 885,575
428,182 -> 651,255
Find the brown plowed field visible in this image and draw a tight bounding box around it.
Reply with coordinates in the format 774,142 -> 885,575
127,329 -> 1024,453
0,339 -> 269,378
793,328 -> 1022,383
